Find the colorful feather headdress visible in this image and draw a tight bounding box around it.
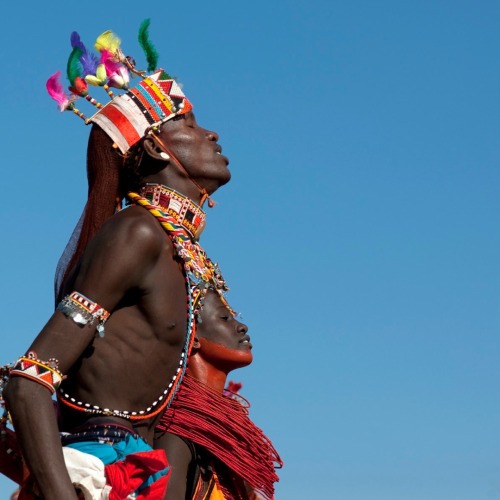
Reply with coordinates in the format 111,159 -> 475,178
46,20 -> 192,153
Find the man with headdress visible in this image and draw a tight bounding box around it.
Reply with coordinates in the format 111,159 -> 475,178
2,21 -> 234,499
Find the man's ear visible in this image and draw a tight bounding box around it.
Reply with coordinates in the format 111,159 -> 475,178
143,135 -> 170,162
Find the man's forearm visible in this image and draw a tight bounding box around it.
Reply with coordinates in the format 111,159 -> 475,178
3,377 -> 78,499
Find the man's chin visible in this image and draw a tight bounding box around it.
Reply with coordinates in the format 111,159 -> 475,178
221,170 -> 232,185
207,172 -> 231,194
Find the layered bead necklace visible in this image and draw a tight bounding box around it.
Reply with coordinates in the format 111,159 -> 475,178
128,186 -> 233,313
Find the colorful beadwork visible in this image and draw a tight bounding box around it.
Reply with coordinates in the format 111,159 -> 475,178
9,352 -> 64,395
139,184 -> 206,240
90,70 -> 192,154
57,291 -> 110,337
127,192 -> 230,297
46,20 -> 193,154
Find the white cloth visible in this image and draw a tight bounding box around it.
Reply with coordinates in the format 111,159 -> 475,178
62,447 -> 114,499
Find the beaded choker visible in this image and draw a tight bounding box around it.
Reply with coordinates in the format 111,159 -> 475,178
138,184 -> 206,240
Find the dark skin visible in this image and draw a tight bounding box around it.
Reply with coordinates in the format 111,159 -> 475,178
154,290 -> 252,500
3,112 -> 230,499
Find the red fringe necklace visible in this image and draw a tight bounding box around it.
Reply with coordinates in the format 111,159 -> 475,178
157,375 -> 282,499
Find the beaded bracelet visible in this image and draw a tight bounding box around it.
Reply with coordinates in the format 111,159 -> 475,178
9,352 -> 64,395
57,291 -> 110,337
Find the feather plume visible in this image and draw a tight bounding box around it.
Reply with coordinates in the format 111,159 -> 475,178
107,68 -> 130,89
85,64 -> 107,86
67,47 -> 83,86
100,49 -> 118,69
138,19 -> 159,72
69,76 -> 88,97
95,30 -> 121,55
101,50 -> 130,89
70,31 -> 98,77
46,72 -> 72,111
70,31 -> 85,51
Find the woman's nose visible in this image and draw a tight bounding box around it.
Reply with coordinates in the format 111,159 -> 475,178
237,321 -> 248,334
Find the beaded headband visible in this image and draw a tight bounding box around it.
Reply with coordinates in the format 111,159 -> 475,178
46,19 -> 192,153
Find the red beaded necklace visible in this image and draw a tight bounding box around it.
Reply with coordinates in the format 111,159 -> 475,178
157,375 -> 283,500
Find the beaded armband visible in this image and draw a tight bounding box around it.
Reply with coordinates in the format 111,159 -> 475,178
57,291 -> 110,337
9,352 -> 64,395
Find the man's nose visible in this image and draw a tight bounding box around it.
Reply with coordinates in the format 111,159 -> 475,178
206,130 -> 219,141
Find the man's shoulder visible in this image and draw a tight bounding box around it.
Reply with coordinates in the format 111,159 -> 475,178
92,205 -> 171,257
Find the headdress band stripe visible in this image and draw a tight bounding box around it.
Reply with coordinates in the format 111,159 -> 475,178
135,82 -> 173,119
99,104 -> 142,149
129,88 -> 163,123
143,79 -> 175,113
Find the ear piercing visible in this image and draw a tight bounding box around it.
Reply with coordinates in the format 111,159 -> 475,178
160,151 -> 170,160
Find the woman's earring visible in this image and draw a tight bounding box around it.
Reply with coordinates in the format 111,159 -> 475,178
160,151 -> 170,161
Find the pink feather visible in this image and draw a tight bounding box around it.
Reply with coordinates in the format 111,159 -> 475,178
100,50 -> 118,70
46,72 -> 72,111
100,50 -> 130,89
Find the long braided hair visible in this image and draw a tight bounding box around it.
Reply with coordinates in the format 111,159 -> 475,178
54,125 -> 124,303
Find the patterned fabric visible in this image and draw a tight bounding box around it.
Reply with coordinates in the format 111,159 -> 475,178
61,426 -> 170,499
192,470 -> 226,500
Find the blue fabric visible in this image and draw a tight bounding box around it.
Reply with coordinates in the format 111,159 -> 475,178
65,433 -> 169,492
65,433 -> 152,465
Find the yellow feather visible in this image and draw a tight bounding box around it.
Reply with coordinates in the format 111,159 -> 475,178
85,64 -> 107,86
94,30 -> 121,53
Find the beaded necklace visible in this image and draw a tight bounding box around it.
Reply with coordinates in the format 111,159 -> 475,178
138,183 -> 206,240
58,185 -> 231,420
157,375 -> 283,500
127,190 -> 233,313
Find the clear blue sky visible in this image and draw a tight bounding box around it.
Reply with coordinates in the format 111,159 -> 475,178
0,1 -> 499,498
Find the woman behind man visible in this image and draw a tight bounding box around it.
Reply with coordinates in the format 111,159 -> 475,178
155,290 -> 282,499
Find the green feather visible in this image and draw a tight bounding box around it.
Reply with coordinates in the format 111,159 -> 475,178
67,47 -> 83,86
138,19 -> 160,73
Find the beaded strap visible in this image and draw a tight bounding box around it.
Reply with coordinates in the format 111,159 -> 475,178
57,291 -> 110,337
10,352 -> 64,395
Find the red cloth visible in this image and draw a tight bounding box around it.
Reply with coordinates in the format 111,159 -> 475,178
17,448 -> 169,500
105,449 -> 170,500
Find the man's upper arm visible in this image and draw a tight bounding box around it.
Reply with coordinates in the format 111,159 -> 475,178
25,211 -> 166,372
72,211 -> 165,311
